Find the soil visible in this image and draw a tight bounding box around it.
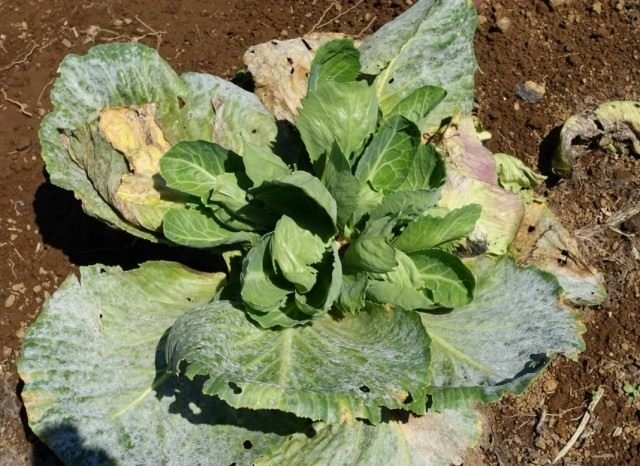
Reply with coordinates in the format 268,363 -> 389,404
0,0 -> 638,465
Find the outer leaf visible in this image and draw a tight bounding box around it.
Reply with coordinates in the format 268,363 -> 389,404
167,302 -> 431,424
394,204 -> 481,253
308,39 -> 361,91
162,207 -> 258,248
251,171 -> 338,240
411,250 -> 475,307
387,85 -> 447,127
272,215 -> 325,292
257,409 -> 482,466
494,152 -> 547,193
360,0 -> 477,129
296,81 -> 378,162
160,140 -> 238,198
18,262 -> 305,465
241,235 -> 292,313
40,44 -> 277,241
355,115 -> 421,193
421,257 -> 585,410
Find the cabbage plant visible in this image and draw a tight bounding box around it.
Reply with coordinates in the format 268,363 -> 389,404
19,1 -> 595,465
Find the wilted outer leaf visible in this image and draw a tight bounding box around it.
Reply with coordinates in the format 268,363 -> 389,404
360,0 -> 477,130
243,33 -> 351,121
421,257 -> 585,410
166,301 -> 430,424
296,81 -> 379,163
97,104 -> 179,231
494,153 -> 546,193
18,262 -> 306,465
40,43 -> 276,241
510,202 -> 606,305
257,409 -> 482,466
554,100 -> 640,177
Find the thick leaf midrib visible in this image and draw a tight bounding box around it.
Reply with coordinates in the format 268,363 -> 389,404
426,332 -> 494,376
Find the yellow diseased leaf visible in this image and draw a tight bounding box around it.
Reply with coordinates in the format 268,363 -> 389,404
98,104 -> 176,231
99,103 -> 170,177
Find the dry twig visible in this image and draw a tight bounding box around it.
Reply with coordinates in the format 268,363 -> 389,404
356,15 -> 377,38
310,2 -> 337,32
1,88 -> 33,117
552,387 -> 605,464
135,16 -> 164,50
311,0 -> 366,32
0,42 -> 38,71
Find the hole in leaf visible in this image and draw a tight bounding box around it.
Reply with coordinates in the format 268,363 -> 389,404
359,385 -> 370,393
228,382 -> 243,394
243,440 -> 253,450
388,78 -> 395,84
177,96 -> 186,109
290,67 -> 295,75
527,225 -> 536,233
403,393 -> 414,405
99,314 -> 103,319
186,297 -> 192,303
251,129 -> 257,134
301,38 -> 312,51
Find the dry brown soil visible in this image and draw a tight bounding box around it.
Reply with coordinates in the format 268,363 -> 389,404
0,1 -> 638,465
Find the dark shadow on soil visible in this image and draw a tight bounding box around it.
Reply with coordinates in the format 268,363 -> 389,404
33,180 -> 225,272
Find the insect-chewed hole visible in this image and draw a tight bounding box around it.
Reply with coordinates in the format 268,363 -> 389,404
243,440 -> 253,450
527,225 -> 536,233
403,393 -> 414,405
359,385 -> 370,393
388,78 -> 395,84
177,96 -> 186,109
228,382 -> 243,394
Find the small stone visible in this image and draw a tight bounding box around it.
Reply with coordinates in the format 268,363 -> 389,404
32,285 -> 42,293
280,29 -> 288,37
534,436 -> 547,449
478,15 -> 488,25
4,294 -> 16,308
11,283 -> 26,294
496,16 -> 512,32
592,1 -> 602,14
113,19 -> 124,27
548,0 -> 572,9
10,233 -> 17,241
15,327 -> 25,339
567,54 -> 582,66
516,80 -> 546,103
543,378 -> 559,393
124,18 -> 133,24
61,38 -> 73,48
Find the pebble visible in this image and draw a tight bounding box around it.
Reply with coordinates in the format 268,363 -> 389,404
61,38 -> 72,48
4,294 -> 16,308
543,378 -> 559,393
516,80 -> 546,103
496,16 -> 512,33
592,1 -> 602,14
11,283 -> 26,294
15,327 -> 25,339
548,0 -> 572,8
